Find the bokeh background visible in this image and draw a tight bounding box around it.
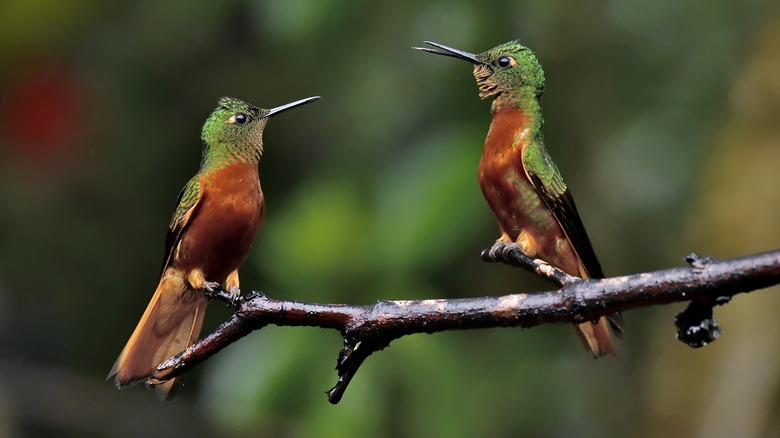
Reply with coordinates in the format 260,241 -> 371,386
1,1 -> 779,437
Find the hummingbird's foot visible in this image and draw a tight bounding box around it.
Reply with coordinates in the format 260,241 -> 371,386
494,233 -> 517,257
187,269 -> 220,294
489,240 -> 512,259
227,286 -> 241,305
202,281 -> 221,292
481,240 -> 510,262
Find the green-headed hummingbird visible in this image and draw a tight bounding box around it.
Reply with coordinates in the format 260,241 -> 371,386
110,95 -> 320,399
416,40 -> 621,356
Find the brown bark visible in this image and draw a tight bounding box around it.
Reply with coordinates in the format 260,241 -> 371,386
148,244 -> 780,404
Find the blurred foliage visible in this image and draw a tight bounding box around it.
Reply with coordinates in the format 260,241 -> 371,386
0,1 -> 779,437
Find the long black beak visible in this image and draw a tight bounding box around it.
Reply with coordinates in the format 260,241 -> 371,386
266,96 -> 321,117
413,41 -> 482,64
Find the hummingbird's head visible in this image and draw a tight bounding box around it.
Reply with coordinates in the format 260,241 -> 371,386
200,96 -> 320,163
202,97 -> 267,150
415,40 -> 545,100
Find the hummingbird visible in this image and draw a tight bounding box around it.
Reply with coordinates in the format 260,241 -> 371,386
110,95 -> 320,399
416,40 -> 622,357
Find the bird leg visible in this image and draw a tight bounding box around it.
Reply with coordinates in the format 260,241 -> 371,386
514,229 -> 539,258
486,229 -> 541,262
187,268 -> 220,292
225,270 -> 241,304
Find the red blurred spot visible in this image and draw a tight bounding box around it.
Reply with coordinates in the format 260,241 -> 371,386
1,64 -> 88,166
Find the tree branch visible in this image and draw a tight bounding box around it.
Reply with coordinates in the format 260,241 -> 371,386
150,246 -> 780,404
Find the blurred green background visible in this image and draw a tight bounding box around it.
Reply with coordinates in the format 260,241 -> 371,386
1,1 -> 779,437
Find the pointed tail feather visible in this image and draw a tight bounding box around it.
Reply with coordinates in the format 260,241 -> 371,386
575,316 -> 618,357
109,272 -> 209,400
572,260 -> 622,357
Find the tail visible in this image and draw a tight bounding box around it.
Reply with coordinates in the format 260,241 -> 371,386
575,316 -> 622,357
573,263 -> 623,357
109,272 -> 209,400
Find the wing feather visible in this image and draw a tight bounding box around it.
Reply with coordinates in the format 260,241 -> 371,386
161,176 -> 203,273
521,143 -> 604,279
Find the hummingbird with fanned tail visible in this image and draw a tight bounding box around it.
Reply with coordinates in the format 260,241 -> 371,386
110,95 -> 320,399
416,40 -> 622,356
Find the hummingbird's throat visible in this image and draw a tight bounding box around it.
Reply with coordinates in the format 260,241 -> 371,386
473,64 -> 500,99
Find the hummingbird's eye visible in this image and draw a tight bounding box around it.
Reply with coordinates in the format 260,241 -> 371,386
496,56 -> 513,69
234,113 -> 251,125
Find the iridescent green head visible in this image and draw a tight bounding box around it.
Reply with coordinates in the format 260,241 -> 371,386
199,95 -> 319,167
201,97 -> 267,150
415,40 -> 545,100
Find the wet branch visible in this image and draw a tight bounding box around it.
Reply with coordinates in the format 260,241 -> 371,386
150,245 -> 780,404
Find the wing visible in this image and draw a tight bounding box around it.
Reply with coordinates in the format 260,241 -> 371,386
522,142 -> 604,279
161,175 -> 203,273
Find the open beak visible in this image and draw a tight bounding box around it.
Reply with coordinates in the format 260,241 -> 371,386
266,96 -> 321,117
413,41 -> 483,64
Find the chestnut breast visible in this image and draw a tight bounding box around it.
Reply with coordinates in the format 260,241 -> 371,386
477,110 -> 576,272
176,162 -> 265,281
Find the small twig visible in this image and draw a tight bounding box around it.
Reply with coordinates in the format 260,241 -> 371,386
150,248 -> 780,404
480,241 -> 576,286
